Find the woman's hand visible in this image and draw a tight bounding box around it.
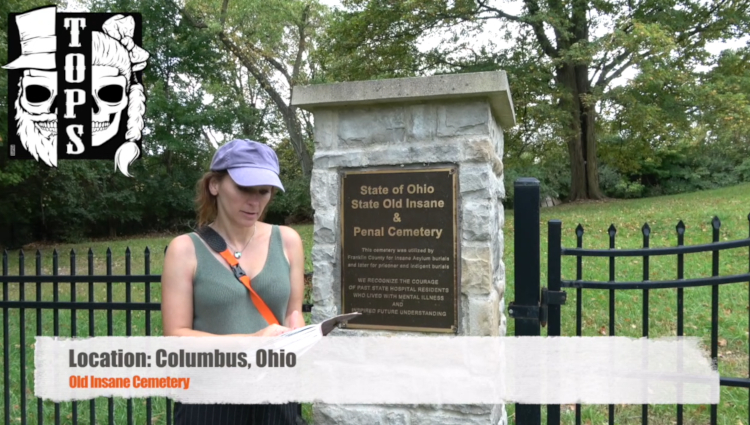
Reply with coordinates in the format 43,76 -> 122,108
254,324 -> 291,337
287,310 -> 306,330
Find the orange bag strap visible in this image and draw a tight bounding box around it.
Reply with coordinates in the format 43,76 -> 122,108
196,226 -> 280,326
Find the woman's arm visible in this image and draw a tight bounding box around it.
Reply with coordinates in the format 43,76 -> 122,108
161,234 -> 289,337
281,226 -> 307,329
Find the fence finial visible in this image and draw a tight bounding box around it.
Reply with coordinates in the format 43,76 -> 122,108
712,216 -> 721,230
642,223 -> 651,236
575,224 -> 584,237
676,220 -> 685,235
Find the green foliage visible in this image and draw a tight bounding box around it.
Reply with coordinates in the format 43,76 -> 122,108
178,0 -> 321,176
321,0 -> 750,200
266,174 -> 313,224
697,48 -> 750,154
740,158 -> 750,182
266,138 -> 313,224
597,137 -> 750,200
597,164 -> 646,198
504,159 -> 571,208
315,1 -> 426,82
596,44 -> 750,200
647,145 -> 750,195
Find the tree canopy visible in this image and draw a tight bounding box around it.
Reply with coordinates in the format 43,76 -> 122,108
0,0 -> 749,246
318,0 -> 750,200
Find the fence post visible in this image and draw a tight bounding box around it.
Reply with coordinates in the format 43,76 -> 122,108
513,178 -> 541,425
547,219 -> 562,425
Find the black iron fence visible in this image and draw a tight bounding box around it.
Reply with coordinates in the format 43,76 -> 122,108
511,178 -> 750,425
0,246 -> 312,425
546,216 -> 750,425
8,179 -> 750,425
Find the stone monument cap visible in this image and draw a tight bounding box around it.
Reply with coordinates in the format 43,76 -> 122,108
292,71 -> 515,129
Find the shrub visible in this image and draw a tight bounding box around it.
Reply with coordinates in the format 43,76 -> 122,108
503,158 -> 571,208
598,164 -> 646,198
266,174 -> 313,224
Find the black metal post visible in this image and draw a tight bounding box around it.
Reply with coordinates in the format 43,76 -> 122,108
19,250 -> 26,425
126,248 -> 133,424
107,248 -> 114,424
711,217 -> 721,425
87,249 -> 96,425
70,250 -> 79,425
35,251 -> 42,425
514,178 -> 541,425
53,250 -> 60,424
2,250 -> 9,425
575,225 -> 583,425
145,248 -> 153,423
607,225 -> 617,425
642,223 -> 651,424
676,221 -> 685,425
547,220 -> 562,425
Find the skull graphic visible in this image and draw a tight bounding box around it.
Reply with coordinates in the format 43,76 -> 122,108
4,7 -> 149,176
92,65 -> 128,147
3,6 -> 59,167
20,69 -> 58,138
10,69 -> 59,167
16,67 -> 128,147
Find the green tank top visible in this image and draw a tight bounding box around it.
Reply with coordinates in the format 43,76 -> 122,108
188,225 -> 291,335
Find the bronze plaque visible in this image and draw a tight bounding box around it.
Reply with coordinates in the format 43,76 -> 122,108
340,166 -> 458,333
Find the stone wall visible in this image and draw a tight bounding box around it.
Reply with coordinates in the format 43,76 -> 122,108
307,98 -> 508,424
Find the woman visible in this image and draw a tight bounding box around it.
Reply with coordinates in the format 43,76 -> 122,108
161,139 -> 307,424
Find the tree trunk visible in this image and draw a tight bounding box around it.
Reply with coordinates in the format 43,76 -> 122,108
164,62 -> 173,174
109,217 -> 117,238
581,99 -> 603,199
40,192 -> 46,239
556,63 -> 604,201
557,65 -> 587,200
547,0 -> 603,201
287,106 -> 314,178
165,149 -> 172,174
576,63 -> 603,200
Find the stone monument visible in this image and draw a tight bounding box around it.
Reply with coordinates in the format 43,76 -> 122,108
291,71 -> 514,425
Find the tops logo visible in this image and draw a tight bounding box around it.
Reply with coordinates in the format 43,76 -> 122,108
4,6 -> 149,177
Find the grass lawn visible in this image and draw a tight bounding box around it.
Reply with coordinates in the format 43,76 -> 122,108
1,182 -> 749,424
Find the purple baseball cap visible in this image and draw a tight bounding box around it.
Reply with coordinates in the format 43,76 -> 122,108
210,139 -> 285,191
